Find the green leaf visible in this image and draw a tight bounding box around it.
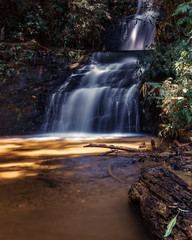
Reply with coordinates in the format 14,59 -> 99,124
173,2 -> 192,16
17,112 -> 22,122
178,208 -> 190,213
164,215 -> 177,238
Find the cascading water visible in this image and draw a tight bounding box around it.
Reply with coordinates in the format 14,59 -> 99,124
121,0 -> 157,50
43,0 -> 157,134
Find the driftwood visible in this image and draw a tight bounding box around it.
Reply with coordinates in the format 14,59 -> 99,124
129,167 -> 192,240
173,140 -> 182,148
84,143 -> 147,153
151,138 -> 156,150
173,140 -> 191,151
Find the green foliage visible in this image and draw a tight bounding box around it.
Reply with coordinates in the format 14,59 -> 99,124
143,1 -> 192,138
0,0 -> 136,49
164,207 -> 189,238
102,0 -> 136,19
159,78 -> 192,137
15,108 -> 22,122
164,214 -> 177,238
173,2 -> 192,34
66,0 -> 110,49
0,42 -> 35,78
25,13 -> 48,38
173,2 -> 192,16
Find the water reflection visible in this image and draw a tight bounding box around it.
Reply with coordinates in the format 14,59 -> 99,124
0,136 -> 191,188
0,136 -> 155,182
0,171 -> 21,179
0,135 -> 154,159
0,162 -> 34,168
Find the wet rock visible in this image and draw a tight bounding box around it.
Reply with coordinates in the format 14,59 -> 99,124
171,162 -> 184,171
166,154 -> 192,173
129,159 -> 136,164
0,51 -> 75,135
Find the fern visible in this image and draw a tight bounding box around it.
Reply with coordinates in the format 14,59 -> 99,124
172,2 -> 192,16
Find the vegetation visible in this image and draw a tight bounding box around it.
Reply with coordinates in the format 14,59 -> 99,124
0,0 -> 136,80
0,42 -> 35,78
142,0 -> 192,138
0,0 -> 135,50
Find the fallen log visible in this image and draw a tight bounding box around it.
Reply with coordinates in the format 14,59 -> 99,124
84,143 -> 147,153
129,167 -> 192,240
173,140 -> 182,148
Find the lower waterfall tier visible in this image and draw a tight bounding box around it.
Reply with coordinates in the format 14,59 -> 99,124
43,51 -> 153,133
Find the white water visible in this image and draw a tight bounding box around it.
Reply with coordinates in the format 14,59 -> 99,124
121,0 -> 157,50
10,133 -> 146,141
43,0 -> 157,135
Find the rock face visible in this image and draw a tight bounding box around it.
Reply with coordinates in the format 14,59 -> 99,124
129,167 -> 192,240
0,41 -> 92,136
0,45 -> 84,135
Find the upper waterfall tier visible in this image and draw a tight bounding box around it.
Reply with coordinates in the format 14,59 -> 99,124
104,0 -> 157,51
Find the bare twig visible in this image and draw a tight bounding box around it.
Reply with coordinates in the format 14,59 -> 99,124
108,165 -> 126,184
99,150 -> 116,156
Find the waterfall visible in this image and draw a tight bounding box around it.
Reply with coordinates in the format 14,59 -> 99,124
121,0 -> 157,50
43,0 -> 156,134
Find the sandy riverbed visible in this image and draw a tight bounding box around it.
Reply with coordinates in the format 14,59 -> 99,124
0,136 -> 190,240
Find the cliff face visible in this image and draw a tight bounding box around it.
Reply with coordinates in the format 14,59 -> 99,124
0,44 -> 75,135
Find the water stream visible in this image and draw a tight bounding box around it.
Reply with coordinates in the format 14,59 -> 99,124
43,0 -> 157,135
121,0 -> 157,50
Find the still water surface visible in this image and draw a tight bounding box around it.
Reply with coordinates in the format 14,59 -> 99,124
0,135 -> 190,240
